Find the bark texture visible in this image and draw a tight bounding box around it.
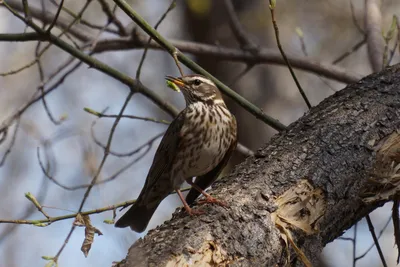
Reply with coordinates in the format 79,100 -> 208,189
118,64 -> 400,266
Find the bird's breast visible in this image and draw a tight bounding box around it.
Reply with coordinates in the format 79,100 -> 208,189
173,103 -> 236,180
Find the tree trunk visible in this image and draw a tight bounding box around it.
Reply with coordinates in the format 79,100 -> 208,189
118,64 -> 400,266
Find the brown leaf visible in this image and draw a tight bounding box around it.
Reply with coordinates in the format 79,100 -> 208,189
73,214 -> 103,257
73,213 -> 85,226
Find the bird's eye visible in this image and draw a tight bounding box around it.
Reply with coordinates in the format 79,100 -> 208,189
193,79 -> 202,86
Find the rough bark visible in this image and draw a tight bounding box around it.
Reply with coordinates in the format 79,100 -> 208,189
118,64 -> 400,266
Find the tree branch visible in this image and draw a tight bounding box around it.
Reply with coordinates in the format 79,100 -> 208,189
118,64 -> 400,266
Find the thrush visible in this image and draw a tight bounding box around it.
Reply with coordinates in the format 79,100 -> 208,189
114,74 -> 237,232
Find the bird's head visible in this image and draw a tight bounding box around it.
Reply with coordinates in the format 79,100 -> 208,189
165,74 -> 224,106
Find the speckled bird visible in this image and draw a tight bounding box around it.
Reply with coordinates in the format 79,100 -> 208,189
115,74 -> 237,232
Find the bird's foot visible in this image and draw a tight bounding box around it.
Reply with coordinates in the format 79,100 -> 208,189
198,196 -> 227,207
184,206 -> 205,216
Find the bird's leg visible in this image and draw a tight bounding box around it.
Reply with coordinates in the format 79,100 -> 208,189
186,180 -> 227,207
176,189 -> 204,215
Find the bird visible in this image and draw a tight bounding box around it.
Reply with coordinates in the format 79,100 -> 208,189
114,74 -> 237,232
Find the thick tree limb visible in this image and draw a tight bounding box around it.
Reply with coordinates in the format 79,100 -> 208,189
117,64 -> 400,266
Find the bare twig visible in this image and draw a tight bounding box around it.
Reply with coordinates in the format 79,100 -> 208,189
38,130 -> 163,190
393,199 -> 400,264
295,27 -> 336,92
0,119 -> 20,167
228,64 -> 255,86
223,0 -> 258,53
84,107 -> 170,124
353,222 -> 357,267
365,215 -> 388,267
268,0 -> 311,109
25,192 -> 50,219
0,56 -> 82,137
172,50 -> 184,77
48,0 -> 119,35
136,0 -> 176,79
35,39 -> 63,125
332,38 -> 367,65
354,215 -> 392,262
383,16 -> 398,67
350,0 -> 365,35
97,0 -> 127,36
46,0 -> 64,33
91,118 -> 165,157
0,188 -> 190,226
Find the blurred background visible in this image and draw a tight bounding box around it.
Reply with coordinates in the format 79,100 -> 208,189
0,0 -> 399,266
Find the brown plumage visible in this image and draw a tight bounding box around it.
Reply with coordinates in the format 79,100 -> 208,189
114,74 -> 237,232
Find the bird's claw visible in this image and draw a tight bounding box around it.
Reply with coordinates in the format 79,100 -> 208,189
198,196 -> 227,207
187,208 -> 205,216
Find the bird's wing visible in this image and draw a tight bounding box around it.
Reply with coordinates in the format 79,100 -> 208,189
141,111 -> 185,192
185,132 -> 237,205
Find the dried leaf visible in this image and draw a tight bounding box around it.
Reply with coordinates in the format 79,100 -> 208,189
73,213 -> 85,227
73,214 -> 103,257
81,215 -> 102,257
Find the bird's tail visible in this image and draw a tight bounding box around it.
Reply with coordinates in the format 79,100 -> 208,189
114,201 -> 160,233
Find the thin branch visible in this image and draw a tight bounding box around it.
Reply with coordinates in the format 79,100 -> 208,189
97,0 -> 127,36
296,28 -> 336,92
91,118 -> 165,157
393,199 -> 400,264
228,64 -> 255,86
48,0 -> 119,35
0,188 -> 191,226
365,215 -> 388,267
25,192 -> 50,219
0,128 -> 7,144
222,0 -> 258,53
350,0 -> 365,35
35,38 -> 63,125
352,222 -> 357,267
332,38 -> 367,65
355,215 -> 392,262
268,0 -> 311,109
0,57 -> 83,144
0,119 -> 20,167
37,132 -> 163,190
136,0 -> 176,79
46,0 -> 64,33
84,107 -> 170,124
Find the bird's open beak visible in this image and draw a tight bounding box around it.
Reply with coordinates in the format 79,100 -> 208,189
165,76 -> 184,92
